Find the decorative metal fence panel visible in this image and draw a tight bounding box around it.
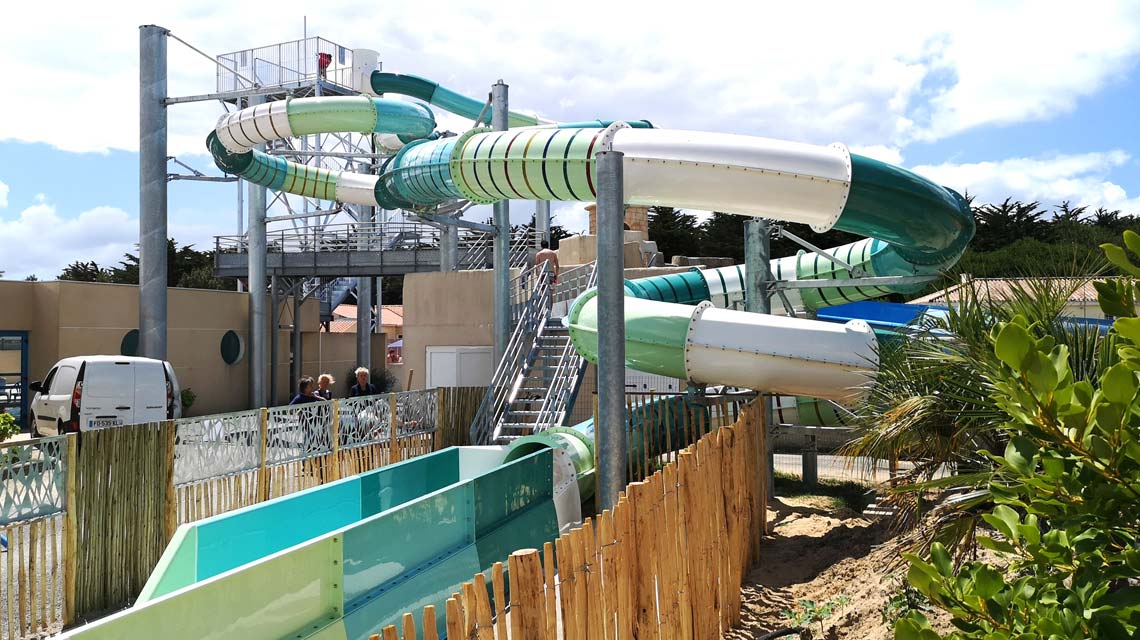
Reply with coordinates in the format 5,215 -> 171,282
1,437 -> 67,526
337,395 -> 392,448
395,389 -> 438,436
265,402 -> 334,466
172,410 -> 261,486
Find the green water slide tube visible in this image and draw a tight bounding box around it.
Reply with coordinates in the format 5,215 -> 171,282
62,447 -> 574,640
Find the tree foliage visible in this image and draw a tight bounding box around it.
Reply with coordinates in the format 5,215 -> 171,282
647,206 -> 701,261
57,239 -> 236,290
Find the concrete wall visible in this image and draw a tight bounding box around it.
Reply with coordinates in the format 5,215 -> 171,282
402,270 -> 500,390
557,233 -> 653,268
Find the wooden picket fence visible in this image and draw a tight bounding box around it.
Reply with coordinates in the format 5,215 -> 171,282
377,400 -> 768,640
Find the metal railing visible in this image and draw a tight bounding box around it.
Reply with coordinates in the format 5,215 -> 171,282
528,262 -> 597,429
458,227 -> 536,271
216,222 -> 539,258
216,36 -> 358,92
470,262 -> 554,444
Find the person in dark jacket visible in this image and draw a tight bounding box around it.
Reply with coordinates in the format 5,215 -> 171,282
289,377 -> 322,405
348,367 -> 379,397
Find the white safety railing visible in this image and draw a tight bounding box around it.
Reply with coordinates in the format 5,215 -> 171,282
216,36 -> 357,92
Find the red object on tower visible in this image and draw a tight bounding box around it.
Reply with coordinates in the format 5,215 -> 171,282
317,52 -> 332,79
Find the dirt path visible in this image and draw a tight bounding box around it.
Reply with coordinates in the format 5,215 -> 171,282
727,496 -> 930,640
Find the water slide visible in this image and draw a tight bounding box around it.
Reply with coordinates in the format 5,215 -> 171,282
58,72 -> 972,638
207,69 -> 971,413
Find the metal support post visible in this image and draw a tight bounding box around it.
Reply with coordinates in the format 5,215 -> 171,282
247,93 -> 269,409
446,225 -> 459,271
745,218 -> 776,496
356,275 -> 372,371
139,25 -> 168,360
291,289 -> 303,394
535,200 -> 551,246
439,224 -> 455,272
492,80 -> 511,364
270,276 -> 280,406
595,149 -> 627,511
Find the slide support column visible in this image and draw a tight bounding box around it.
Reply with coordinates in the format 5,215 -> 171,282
596,149 -> 628,511
745,219 -> 776,497
247,94 -> 269,409
536,200 -> 551,246
139,25 -> 168,361
492,80 -> 511,364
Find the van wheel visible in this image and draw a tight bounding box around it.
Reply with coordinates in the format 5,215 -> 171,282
30,414 -> 41,438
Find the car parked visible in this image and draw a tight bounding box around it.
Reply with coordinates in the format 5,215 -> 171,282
29,356 -> 181,435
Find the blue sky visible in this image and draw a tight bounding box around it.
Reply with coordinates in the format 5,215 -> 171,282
1,1 -> 1139,279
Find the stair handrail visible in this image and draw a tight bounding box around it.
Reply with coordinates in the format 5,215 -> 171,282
531,261 -> 598,427
469,261 -> 554,444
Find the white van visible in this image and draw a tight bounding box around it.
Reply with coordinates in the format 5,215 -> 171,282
29,356 -> 182,435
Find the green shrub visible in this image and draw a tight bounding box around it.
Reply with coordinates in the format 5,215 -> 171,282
0,412 -> 18,442
897,233 -> 1140,639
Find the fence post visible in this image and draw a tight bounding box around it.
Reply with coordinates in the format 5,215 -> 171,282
508,548 -> 547,640
330,402 -> 341,482
389,393 -> 401,464
435,389 -> 446,451
163,420 -> 177,541
258,407 -> 270,502
803,433 -> 818,488
63,433 -> 78,625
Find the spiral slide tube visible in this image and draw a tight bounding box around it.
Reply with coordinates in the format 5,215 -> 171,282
204,73 -> 973,430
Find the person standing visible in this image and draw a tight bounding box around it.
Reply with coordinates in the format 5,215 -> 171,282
535,239 -> 559,284
316,374 -> 335,400
349,367 -> 379,397
289,377 -> 322,405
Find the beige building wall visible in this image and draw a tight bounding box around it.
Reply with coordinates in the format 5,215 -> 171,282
0,280 -> 329,417
299,332 -> 387,397
402,270 -> 500,390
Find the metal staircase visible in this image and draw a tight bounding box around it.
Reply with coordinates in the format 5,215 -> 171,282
470,261 -> 598,445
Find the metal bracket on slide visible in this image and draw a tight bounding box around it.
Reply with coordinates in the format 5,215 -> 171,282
597,121 -> 632,152
773,224 -> 867,278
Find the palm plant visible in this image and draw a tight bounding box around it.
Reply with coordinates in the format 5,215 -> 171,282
844,267 -> 1115,560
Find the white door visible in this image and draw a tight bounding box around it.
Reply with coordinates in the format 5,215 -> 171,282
33,366 -> 59,435
132,360 -> 167,423
43,364 -> 79,434
80,361 -> 136,430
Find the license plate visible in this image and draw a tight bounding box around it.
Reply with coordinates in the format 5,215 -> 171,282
90,418 -> 123,430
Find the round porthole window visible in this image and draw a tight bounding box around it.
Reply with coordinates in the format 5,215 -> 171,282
120,329 -> 139,356
220,330 -> 245,365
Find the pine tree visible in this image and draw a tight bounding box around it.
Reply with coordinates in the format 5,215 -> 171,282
647,206 -> 701,261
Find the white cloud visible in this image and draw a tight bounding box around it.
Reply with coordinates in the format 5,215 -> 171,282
0,180 -> 8,208
911,150 -> 1140,212
850,145 -> 904,166
0,201 -> 137,280
0,1 -> 1137,157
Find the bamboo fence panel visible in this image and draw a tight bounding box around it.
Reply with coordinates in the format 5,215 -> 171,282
72,422 -> 173,622
388,400 -> 766,640
435,387 -> 486,449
